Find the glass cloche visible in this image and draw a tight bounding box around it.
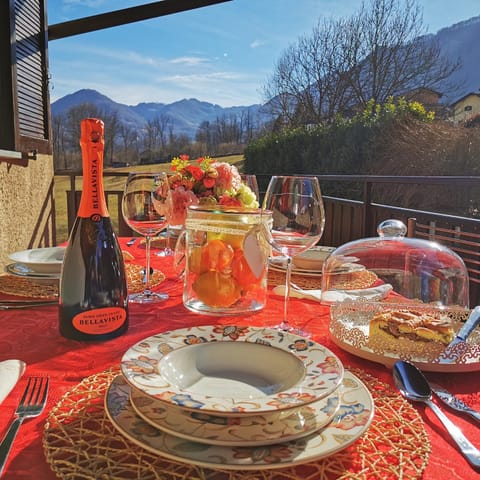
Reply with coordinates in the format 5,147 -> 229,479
321,219 -> 469,308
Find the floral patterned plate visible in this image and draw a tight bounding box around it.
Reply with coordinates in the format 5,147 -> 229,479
120,325 -> 344,415
129,383 -> 341,446
105,371 -> 373,470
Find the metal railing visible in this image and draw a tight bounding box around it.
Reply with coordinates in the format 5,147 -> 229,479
58,171 -> 480,304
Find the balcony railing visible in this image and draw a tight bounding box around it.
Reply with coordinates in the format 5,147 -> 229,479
58,171 -> 480,305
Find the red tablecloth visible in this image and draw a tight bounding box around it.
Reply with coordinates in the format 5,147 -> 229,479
0,238 -> 479,479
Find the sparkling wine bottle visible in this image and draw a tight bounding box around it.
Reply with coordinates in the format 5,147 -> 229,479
59,118 -> 128,341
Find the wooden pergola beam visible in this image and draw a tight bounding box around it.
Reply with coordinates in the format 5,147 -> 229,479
48,0 -> 232,40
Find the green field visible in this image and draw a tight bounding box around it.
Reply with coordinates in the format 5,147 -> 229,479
53,155 -> 245,243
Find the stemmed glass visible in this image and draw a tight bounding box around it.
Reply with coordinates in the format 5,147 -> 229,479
241,174 -> 260,201
262,175 -> 325,336
122,172 -> 170,303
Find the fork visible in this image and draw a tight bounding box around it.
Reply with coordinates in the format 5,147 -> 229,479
0,376 -> 49,476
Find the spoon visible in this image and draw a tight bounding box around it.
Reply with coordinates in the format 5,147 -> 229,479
393,360 -> 480,470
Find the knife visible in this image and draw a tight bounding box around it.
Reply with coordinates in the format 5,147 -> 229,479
438,306 -> 480,364
0,300 -> 58,310
430,382 -> 480,423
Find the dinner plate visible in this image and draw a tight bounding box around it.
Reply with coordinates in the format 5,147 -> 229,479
330,301 -> 480,373
129,383 -> 341,446
5,263 -> 60,281
120,325 -> 344,415
8,247 -> 65,274
105,371 -> 374,470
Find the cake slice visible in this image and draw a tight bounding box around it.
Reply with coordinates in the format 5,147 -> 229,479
369,309 -> 454,345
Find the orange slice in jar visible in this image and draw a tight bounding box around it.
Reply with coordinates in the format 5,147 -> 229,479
193,271 -> 241,307
231,249 -> 261,289
203,239 -> 234,272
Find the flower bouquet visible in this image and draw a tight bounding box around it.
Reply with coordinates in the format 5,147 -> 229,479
166,155 -> 259,226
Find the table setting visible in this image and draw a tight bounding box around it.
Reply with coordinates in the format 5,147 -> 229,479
0,168 -> 480,479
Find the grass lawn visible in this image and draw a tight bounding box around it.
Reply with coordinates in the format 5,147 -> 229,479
53,155 -> 245,243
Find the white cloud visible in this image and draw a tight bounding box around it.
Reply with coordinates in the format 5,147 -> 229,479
169,56 -> 209,66
250,39 -> 265,49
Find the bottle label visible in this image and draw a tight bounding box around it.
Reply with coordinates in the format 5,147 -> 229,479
72,307 -> 127,335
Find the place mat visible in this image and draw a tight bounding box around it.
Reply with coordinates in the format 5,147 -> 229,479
268,268 -> 322,290
125,263 -> 165,293
0,264 -> 165,298
0,274 -> 58,299
43,366 -> 430,480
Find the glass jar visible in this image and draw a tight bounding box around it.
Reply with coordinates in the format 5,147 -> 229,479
182,206 -> 272,315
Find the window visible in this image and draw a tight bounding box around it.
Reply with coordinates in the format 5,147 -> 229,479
464,105 -> 473,112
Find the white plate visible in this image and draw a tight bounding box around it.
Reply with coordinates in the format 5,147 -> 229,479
5,263 -> 60,282
105,372 -> 374,470
130,383 -> 341,446
121,325 -> 344,415
8,247 -> 65,274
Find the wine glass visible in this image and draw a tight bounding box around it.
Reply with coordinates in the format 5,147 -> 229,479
241,173 -> 260,201
122,172 -> 170,303
262,175 -> 325,336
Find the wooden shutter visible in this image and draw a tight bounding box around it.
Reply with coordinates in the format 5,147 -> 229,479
0,0 -> 51,161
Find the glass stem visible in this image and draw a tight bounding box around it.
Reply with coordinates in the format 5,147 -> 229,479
283,255 -> 293,329
144,235 -> 152,294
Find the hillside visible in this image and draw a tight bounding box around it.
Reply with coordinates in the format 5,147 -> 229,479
50,14 -> 480,137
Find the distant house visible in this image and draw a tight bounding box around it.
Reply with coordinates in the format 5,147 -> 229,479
451,92 -> 480,124
402,87 -> 446,117
403,87 -> 443,106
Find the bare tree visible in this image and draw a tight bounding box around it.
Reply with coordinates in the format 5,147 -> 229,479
264,0 -> 461,127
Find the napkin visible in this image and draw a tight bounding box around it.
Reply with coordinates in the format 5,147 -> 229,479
273,283 -> 393,303
0,359 -> 26,405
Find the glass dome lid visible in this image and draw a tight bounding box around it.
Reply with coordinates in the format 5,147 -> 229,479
321,219 -> 469,308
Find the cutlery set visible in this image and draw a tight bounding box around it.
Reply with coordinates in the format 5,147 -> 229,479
393,360 -> 480,470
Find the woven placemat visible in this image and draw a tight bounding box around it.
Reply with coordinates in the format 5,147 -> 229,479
43,366 -> 430,480
268,268 -> 322,290
0,275 -> 58,299
0,264 -> 165,298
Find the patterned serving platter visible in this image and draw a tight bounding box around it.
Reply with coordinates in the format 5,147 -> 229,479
330,301 -> 480,372
105,371 -> 374,470
129,384 -> 341,446
120,325 -> 344,415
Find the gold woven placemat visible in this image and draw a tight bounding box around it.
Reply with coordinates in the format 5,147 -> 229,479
0,275 -> 58,299
43,366 -> 430,480
268,268 -> 322,290
0,264 -> 165,298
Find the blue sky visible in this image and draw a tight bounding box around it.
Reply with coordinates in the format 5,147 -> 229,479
47,0 -> 480,107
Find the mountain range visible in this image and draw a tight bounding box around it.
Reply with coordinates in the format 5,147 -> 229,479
51,15 -> 480,139
51,90 -> 269,139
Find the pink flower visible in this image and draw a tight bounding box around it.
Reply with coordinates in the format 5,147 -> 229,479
212,161 -> 242,192
168,187 -> 199,226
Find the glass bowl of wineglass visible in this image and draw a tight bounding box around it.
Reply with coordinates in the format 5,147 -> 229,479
122,172 -> 170,303
262,175 -> 325,336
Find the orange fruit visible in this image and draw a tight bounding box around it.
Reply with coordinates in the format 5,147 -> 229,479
193,271 -> 241,307
203,239 -> 234,272
231,249 -> 260,289
188,245 -> 208,275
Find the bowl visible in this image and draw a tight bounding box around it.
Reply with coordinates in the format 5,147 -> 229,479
292,246 -> 335,271
121,325 -> 344,415
8,247 -> 65,274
